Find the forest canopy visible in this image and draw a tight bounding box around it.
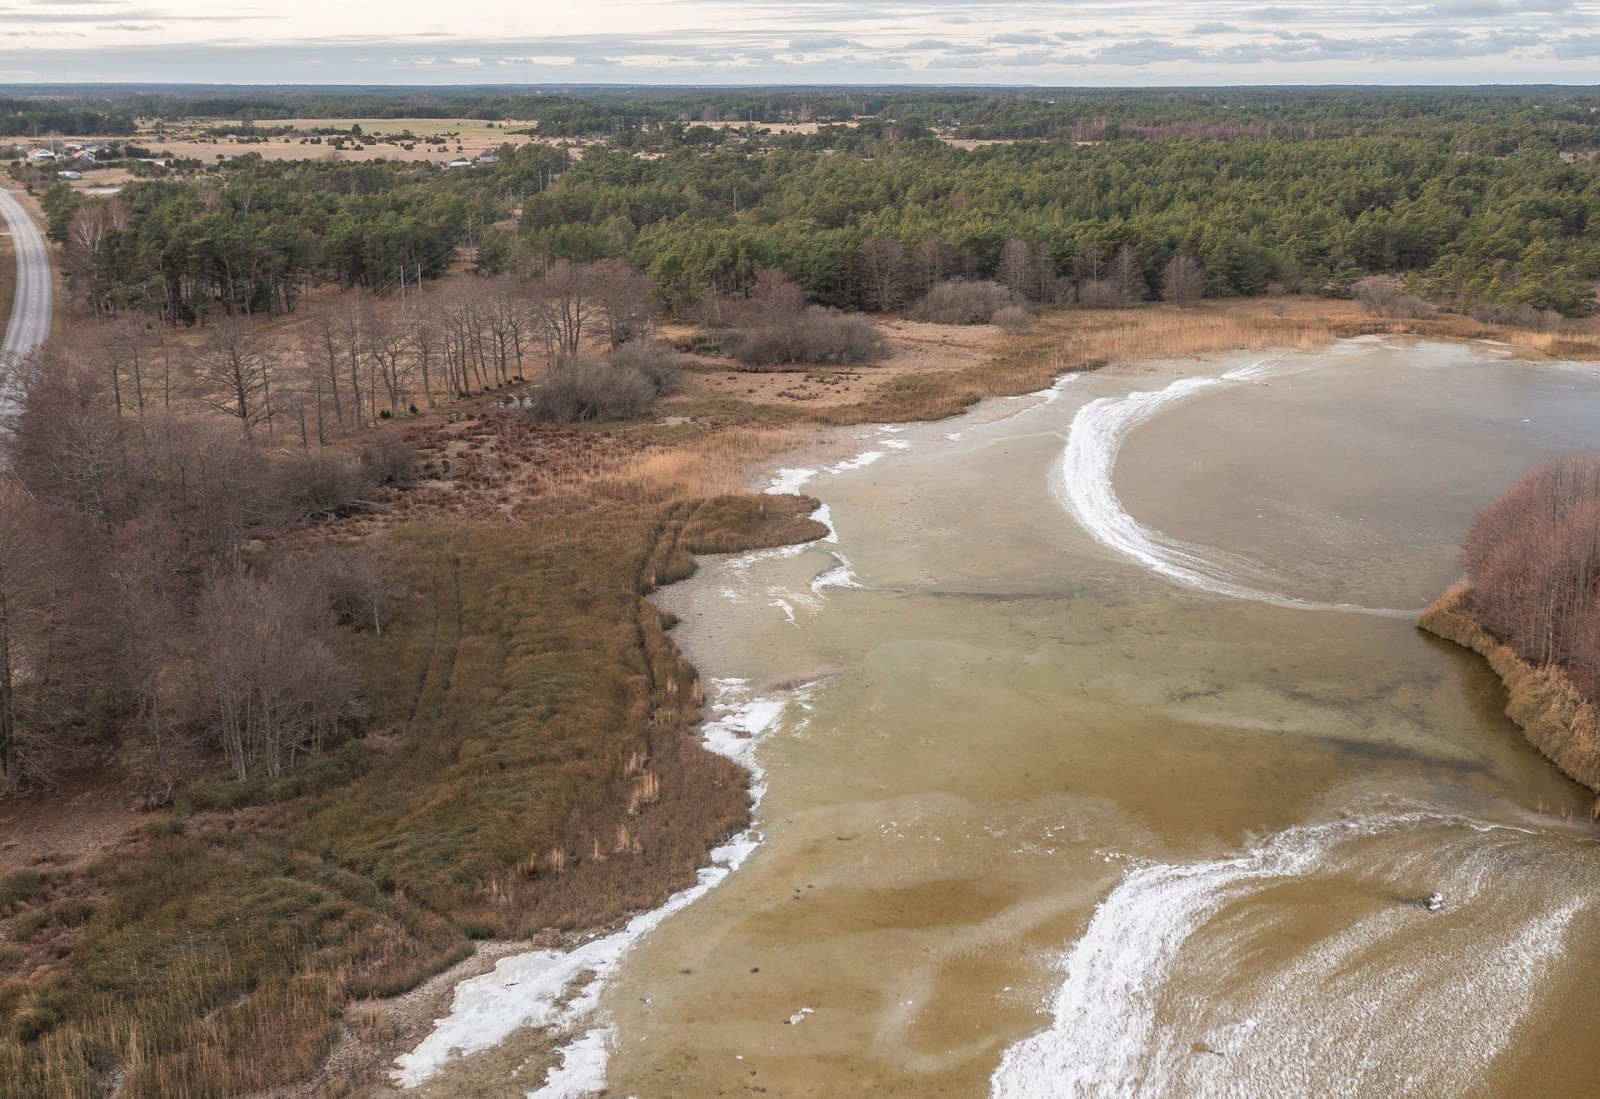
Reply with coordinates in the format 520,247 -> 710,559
18,86 -> 1600,320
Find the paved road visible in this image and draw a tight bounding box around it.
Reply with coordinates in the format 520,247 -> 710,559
0,186 -> 52,366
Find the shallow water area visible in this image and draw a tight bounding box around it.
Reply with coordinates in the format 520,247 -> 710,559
444,340 -> 1600,1098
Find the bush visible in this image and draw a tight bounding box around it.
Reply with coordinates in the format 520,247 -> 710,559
1468,302 -> 1562,330
1354,275 -> 1437,319
911,280 -> 1013,325
361,438 -> 419,488
607,340 -> 687,395
1077,279 -> 1128,308
529,358 -> 658,421
293,546 -> 393,633
279,453 -> 375,521
723,307 -> 886,369
991,305 -> 1035,333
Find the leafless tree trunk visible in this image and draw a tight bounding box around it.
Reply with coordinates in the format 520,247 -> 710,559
1162,253 -> 1206,306
855,238 -> 909,312
189,319 -> 275,441
0,484 -> 51,785
997,239 -> 1036,303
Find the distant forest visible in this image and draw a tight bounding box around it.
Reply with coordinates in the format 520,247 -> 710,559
13,85 -> 1600,319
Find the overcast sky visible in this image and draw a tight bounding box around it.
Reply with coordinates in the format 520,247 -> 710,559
2,0 -> 1598,85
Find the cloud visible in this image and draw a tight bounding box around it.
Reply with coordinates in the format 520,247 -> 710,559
1552,31 -> 1600,55
787,35 -> 860,50
2,0 -> 1599,82
1430,0 -> 1572,13
1092,37 -> 1204,64
1241,6 -> 1314,21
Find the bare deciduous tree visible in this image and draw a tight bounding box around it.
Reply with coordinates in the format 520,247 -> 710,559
1112,244 -> 1149,305
197,569 -> 360,779
0,482 -> 53,785
855,237 -> 910,312
590,259 -> 656,348
997,239 -> 1036,303
540,259 -> 596,361
1162,252 -> 1206,307
912,237 -> 960,298
190,319 -> 277,440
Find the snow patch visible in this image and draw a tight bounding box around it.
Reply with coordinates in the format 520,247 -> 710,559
393,679 -> 812,1094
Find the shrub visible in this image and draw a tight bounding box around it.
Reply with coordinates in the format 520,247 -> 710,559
361,438 -> 419,488
911,280 -> 1013,325
1077,279 -> 1128,308
1354,275 -> 1438,319
0,870 -> 47,916
1469,302 -> 1562,330
529,358 -> 658,421
723,307 -> 886,369
292,546 -> 393,634
279,453 -> 375,521
991,305 -> 1035,333
607,340 -> 687,395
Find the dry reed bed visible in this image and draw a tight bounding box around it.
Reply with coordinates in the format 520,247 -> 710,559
1420,585 -> 1600,798
0,489 -> 822,1097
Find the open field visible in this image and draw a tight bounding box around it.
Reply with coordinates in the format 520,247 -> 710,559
251,119 -> 533,141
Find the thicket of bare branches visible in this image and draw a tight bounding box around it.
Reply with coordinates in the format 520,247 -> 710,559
1162,253 -> 1207,306
0,347 -> 389,793
528,357 -> 660,422
912,279 -> 1015,325
1354,275 -> 1437,319
715,270 -> 886,368
606,339 -> 687,396
197,570 -> 361,780
1463,453 -> 1600,699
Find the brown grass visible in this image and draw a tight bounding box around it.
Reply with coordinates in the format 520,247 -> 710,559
1420,584 -> 1600,797
815,302 -> 1348,426
0,227 -> 15,340
0,488 -> 821,1097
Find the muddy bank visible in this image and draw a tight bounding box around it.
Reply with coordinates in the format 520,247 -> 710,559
1420,584 -> 1600,797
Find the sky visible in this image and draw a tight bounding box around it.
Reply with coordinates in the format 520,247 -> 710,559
1,0 -> 1599,86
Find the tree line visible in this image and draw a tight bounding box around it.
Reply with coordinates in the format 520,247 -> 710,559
1460,455 -> 1600,703
496,136 -> 1599,316
41,155 -> 536,324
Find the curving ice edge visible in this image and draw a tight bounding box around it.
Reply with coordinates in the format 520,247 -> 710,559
392,388 -> 1080,1094
1049,358 -> 1412,617
989,809 -> 1589,1099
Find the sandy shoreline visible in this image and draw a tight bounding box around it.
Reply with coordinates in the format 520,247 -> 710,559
1420,584 -> 1600,797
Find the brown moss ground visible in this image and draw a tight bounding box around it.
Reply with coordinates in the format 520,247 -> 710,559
1420,584 -> 1600,798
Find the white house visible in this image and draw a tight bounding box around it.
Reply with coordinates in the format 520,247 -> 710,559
57,170 -> 83,180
